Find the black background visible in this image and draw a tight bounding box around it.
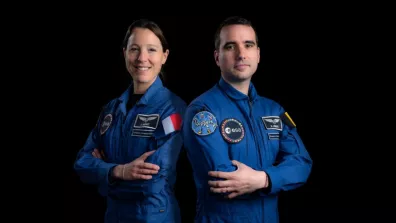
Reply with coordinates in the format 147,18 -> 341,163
62,15 -> 393,222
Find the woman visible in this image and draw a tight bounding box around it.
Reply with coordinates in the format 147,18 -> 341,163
74,19 -> 186,223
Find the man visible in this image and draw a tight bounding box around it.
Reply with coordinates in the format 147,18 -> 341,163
182,16 -> 313,222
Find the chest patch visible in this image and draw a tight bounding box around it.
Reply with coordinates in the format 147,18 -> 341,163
100,114 -> 112,135
132,114 -> 159,137
192,111 -> 217,136
221,118 -> 245,143
134,114 -> 160,129
262,116 -> 283,131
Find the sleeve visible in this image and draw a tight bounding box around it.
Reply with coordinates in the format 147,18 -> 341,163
134,100 -> 187,195
182,104 -> 237,197
260,111 -> 313,196
73,106 -> 118,196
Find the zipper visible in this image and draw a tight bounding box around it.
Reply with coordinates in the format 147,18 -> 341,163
248,98 -> 263,167
121,103 -> 140,161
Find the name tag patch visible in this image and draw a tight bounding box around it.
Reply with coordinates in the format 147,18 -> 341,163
132,114 -> 159,137
268,132 -> 280,140
262,116 -> 283,131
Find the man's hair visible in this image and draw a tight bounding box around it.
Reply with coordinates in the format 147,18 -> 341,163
214,16 -> 259,50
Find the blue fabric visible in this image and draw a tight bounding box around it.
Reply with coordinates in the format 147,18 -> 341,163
74,76 -> 186,223
182,77 -> 313,223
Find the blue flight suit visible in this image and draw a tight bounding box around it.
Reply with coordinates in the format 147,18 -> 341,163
74,77 -> 186,223
182,77 -> 313,223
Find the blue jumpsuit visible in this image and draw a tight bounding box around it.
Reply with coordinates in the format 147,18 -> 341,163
74,77 -> 186,223
182,77 -> 313,223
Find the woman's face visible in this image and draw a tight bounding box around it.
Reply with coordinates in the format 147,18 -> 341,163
123,27 -> 169,86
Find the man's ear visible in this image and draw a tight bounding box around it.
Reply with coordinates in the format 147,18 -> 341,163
257,47 -> 260,63
214,50 -> 220,66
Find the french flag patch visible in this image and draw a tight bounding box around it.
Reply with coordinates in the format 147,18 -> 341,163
162,113 -> 182,135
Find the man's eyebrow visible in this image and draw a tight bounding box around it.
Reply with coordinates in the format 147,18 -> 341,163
223,40 -> 256,47
244,40 -> 256,45
224,41 -> 237,47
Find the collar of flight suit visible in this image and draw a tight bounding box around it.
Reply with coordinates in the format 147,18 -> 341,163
117,75 -> 164,114
218,77 -> 258,102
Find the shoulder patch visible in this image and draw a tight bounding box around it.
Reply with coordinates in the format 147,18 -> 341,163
280,112 -> 296,128
221,118 -> 245,143
191,111 -> 217,136
100,114 -> 113,135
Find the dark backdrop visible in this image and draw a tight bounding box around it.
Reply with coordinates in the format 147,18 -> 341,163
63,15 -> 393,222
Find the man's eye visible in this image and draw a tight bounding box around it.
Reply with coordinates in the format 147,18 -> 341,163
225,45 -> 234,50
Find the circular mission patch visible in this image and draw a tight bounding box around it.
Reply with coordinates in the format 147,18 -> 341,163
221,118 -> 245,143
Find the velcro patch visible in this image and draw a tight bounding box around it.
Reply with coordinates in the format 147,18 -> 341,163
268,132 -> 280,140
100,114 -> 112,135
132,114 -> 159,137
221,118 -> 245,143
280,112 -> 296,128
191,111 -> 217,136
262,116 -> 282,131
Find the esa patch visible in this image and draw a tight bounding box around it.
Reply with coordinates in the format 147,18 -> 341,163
262,116 -> 282,131
191,111 -> 217,136
132,114 -> 159,137
100,114 -> 112,135
221,118 -> 245,143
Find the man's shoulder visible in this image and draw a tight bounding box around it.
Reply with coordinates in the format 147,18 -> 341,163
188,85 -> 223,108
255,95 -> 288,116
257,95 -> 281,107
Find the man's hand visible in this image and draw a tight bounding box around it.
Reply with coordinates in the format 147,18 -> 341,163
208,160 -> 269,199
113,150 -> 160,181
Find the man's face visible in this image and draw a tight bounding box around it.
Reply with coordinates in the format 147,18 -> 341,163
215,24 -> 260,83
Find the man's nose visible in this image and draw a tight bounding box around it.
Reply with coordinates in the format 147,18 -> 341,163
236,46 -> 247,60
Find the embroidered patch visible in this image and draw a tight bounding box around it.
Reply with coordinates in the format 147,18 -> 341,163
132,114 -> 159,137
262,116 -> 282,131
280,112 -> 296,128
100,114 -> 112,135
221,118 -> 245,143
134,114 -> 160,129
191,111 -> 217,136
268,132 -> 280,140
